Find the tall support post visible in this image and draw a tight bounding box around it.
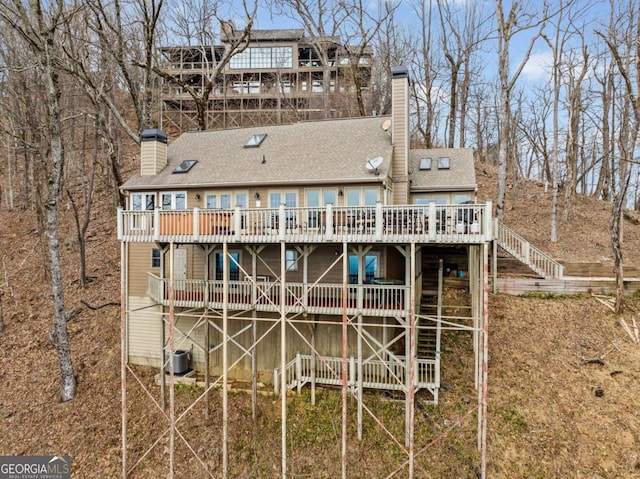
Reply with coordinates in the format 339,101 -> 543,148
304,248 -> 317,406
280,241 -> 287,479
251,249 -> 258,420
204,246 -> 211,419
435,259 -> 443,403
408,242 -> 417,478
120,242 -> 127,479
160,247 -> 166,411
470,246 -> 480,390
168,243 -> 175,479
357,311 -> 363,441
492,222 -> 498,294
222,242 -> 229,478
341,242 -> 348,479
480,242 -> 489,478
404,245 -> 411,448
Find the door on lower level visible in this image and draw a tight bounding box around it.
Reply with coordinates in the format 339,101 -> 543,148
173,248 -> 187,290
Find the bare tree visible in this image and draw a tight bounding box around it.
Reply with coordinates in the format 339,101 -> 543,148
495,0 -> 548,221
561,37 -> 590,222
435,0 -> 490,148
153,0 -> 257,131
0,0 -> 77,401
84,0 -> 164,140
272,0 -> 348,119
66,114 -> 98,288
369,3 -> 412,117
411,0 -> 439,147
597,0 -> 640,313
338,0 -> 399,117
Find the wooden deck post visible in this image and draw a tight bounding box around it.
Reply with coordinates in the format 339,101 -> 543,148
193,206 -> 200,241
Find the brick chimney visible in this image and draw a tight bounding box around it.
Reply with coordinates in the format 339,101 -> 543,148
390,66 -> 410,204
140,129 -> 168,176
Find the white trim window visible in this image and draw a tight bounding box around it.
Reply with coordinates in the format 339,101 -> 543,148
345,187 -> 379,206
205,191 -> 248,210
285,249 -> 299,271
130,192 -> 155,230
130,192 -> 155,211
161,191 -> 187,210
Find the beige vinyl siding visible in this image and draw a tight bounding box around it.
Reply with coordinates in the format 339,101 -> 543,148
127,296 -> 163,367
171,311 -> 387,384
140,141 -> 167,176
128,243 -> 156,297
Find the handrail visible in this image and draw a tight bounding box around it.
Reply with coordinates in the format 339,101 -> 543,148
118,203 -> 492,244
274,353 -> 438,394
495,220 -> 564,279
146,273 -> 409,317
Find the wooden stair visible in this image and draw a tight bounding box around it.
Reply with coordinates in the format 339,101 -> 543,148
417,316 -> 437,359
494,220 -> 564,279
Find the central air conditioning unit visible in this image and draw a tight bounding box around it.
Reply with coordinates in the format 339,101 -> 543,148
165,350 -> 190,375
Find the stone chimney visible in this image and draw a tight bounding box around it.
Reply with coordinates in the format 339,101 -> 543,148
390,66 -> 410,204
140,129 -> 168,176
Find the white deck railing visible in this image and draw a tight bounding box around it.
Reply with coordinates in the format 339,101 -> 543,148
495,220 -> 564,279
147,273 -> 410,317
119,202 -> 492,244
273,353 -> 438,394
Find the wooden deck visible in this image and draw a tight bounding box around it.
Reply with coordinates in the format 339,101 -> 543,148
118,203 -> 492,244
147,273 -> 410,317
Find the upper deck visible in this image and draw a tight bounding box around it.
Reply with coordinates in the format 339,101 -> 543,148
117,202 -> 492,244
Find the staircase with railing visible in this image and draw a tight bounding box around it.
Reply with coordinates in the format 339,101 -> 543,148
274,353 -> 438,398
494,220 -> 564,279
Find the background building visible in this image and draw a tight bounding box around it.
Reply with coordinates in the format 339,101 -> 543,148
159,28 -> 373,133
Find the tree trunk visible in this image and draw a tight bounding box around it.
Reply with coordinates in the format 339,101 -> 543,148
611,191 -> 625,313
41,5 -> 77,402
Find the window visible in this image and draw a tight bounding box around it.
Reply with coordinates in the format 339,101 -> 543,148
419,158 -> 432,170
229,46 -> 293,69
130,193 -> 155,230
364,188 -> 378,206
130,192 -> 155,211
173,160 -> 197,173
244,133 -> 267,148
205,194 -> 217,209
414,196 -> 447,205
285,249 -> 298,271
348,253 -> 379,284
345,188 -> 379,206
161,192 -> 186,210
214,252 -> 240,280
454,194 -> 470,204
438,157 -> 450,169
151,249 -> 161,268
346,188 -> 360,206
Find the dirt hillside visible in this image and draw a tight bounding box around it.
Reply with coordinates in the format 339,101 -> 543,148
0,164 -> 639,477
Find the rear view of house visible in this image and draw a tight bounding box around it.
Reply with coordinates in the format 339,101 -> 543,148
118,66 -> 490,407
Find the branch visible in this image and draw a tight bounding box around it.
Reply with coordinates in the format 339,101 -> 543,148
80,299 -> 121,310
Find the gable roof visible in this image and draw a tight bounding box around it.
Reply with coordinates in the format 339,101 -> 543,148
123,116 -> 393,191
409,148 -> 476,192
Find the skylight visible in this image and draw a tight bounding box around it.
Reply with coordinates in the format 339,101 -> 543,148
419,158 -> 432,170
244,133 -> 267,148
173,159 -> 197,173
437,157 -> 450,169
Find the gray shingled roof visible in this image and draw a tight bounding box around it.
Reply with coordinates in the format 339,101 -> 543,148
123,116 -> 393,190
223,29 -> 305,42
409,148 -> 476,192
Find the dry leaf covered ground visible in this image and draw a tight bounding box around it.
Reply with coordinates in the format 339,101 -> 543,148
0,165 -> 639,477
